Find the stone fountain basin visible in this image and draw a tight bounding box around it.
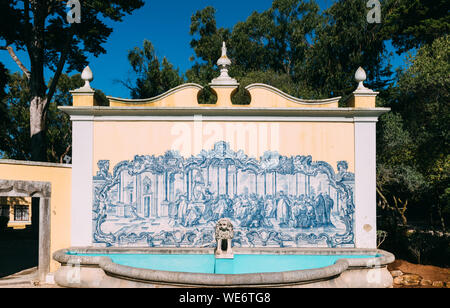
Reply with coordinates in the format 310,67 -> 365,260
53,247 -> 395,288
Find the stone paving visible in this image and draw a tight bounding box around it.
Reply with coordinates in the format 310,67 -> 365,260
0,267 -> 61,288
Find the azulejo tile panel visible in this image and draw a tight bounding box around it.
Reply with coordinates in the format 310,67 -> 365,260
93,141 -> 355,248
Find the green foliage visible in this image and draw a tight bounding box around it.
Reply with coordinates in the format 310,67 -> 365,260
0,62 -> 10,151
0,0 -> 145,161
197,86 -> 218,105
376,112 -> 425,203
186,1 -> 323,89
186,0 -> 391,101
0,1 -> 446,262
401,36 -> 448,226
377,35 -> 449,233
0,72 -> 105,163
123,40 -> 184,99
0,0 -> 145,73
379,228 -> 450,267
301,0 -> 392,98
383,0 -> 450,53
94,90 -> 110,107
190,6 -> 231,66
186,6 -> 230,86
45,74 -> 82,163
1,72 -> 32,160
231,87 -> 251,105
237,70 -> 319,99
230,0 -> 322,76
177,0 -> 450,251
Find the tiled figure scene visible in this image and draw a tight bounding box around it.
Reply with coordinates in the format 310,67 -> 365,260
93,142 -> 355,248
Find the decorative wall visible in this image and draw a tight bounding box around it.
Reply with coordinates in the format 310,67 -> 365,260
93,141 -> 355,248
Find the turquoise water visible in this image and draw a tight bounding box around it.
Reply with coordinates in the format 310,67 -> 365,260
69,253 -> 380,274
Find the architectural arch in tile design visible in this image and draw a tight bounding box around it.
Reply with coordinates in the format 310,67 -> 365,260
93,141 -> 355,248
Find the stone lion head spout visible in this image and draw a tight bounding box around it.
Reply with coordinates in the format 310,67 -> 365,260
214,218 -> 234,259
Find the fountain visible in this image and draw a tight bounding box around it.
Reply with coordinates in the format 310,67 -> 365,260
52,43 -> 394,288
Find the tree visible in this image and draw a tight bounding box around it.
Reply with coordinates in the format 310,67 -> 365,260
377,35 -> 449,231
230,0 -> 321,77
121,40 -> 184,99
186,1 -> 323,100
1,72 -> 32,160
300,0 -> 393,99
0,72 -> 107,163
186,6 -> 230,86
187,1 -> 392,101
0,62 -> 10,152
376,111 -> 425,228
0,0 -> 144,161
394,35 -> 449,230
382,0 -> 450,53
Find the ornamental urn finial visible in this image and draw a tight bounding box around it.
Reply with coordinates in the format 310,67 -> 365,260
210,42 -> 238,86
217,41 -> 232,68
81,66 -> 94,90
349,66 -> 379,107
355,67 -> 369,91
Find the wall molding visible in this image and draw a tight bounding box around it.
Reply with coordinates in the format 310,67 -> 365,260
0,159 -> 71,169
245,83 -> 341,105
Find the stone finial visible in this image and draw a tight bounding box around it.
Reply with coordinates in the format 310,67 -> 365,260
80,66 -> 94,90
71,65 -> 96,106
71,65 -> 95,94
217,42 -> 232,68
355,67 -> 369,91
348,67 -> 379,108
210,42 -> 238,86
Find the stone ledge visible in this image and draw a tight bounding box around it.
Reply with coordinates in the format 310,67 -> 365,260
0,179 -> 52,198
0,159 -> 71,168
53,247 -> 395,288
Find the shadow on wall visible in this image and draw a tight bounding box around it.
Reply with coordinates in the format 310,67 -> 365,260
0,231 -> 38,278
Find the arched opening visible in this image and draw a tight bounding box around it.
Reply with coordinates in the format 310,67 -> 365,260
231,86 -> 251,105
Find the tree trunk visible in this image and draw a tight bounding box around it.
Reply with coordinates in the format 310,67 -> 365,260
28,0 -> 48,162
2,1 -> 70,163
30,96 -> 48,162
437,203 -> 446,232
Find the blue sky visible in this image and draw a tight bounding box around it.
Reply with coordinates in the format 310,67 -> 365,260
0,0 -> 405,99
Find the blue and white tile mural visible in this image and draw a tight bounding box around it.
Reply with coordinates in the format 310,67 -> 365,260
93,142 -> 355,248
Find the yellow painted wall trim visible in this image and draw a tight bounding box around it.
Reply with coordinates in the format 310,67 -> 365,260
347,91 -> 379,108
108,83 -> 204,107
210,85 -> 237,107
104,82 -> 344,109
70,88 -> 96,107
0,159 -> 72,169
